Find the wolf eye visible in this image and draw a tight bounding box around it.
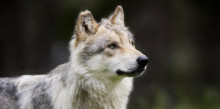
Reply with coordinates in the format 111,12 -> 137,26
108,43 -> 118,49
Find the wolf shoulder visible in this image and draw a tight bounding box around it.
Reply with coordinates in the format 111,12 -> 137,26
0,75 -> 47,95
0,73 -> 49,107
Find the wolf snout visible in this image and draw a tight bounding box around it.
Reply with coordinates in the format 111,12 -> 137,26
137,56 -> 148,68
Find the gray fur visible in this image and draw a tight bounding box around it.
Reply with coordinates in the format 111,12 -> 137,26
79,39 -> 107,64
0,6 -> 145,109
32,82 -> 53,109
0,76 -> 53,109
0,78 -> 18,109
79,47 -> 103,65
102,20 -> 135,41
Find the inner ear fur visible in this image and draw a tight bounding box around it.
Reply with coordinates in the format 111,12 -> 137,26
75,10 -> 98,44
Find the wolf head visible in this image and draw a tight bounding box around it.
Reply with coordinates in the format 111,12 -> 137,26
69,6 -> 148,77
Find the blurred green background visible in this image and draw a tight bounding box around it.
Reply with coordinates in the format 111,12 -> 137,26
0,0 -> 219,109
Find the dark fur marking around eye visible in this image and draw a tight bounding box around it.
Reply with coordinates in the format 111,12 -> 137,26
78,37 -> 115,65
79,44 -> 104,65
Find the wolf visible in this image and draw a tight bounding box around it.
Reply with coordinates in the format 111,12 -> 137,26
0,6 -> 148,109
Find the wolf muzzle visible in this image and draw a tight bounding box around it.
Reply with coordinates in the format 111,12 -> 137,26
116,56 -> 148,77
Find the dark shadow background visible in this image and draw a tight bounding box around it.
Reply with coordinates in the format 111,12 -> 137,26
0,0 -> 219,109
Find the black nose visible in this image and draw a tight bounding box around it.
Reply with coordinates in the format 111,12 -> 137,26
137,56 -> 148,67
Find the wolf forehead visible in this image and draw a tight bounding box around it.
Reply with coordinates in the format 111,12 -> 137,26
85,23 -> 135,51
96,21 -> 134,42
100,19 -> 134,41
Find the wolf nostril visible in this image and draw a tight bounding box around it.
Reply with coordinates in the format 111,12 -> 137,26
137,56 -> 148,67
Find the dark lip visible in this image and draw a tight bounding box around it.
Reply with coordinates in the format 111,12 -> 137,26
116,67 -> 145,77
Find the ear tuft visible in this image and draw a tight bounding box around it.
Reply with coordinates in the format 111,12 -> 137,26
110,6 -> 124,25
75,10 -> 98,36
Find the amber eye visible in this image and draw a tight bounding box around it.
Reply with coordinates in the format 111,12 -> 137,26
108,43 -> 118,49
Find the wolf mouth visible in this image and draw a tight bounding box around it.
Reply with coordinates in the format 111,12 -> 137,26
116,67 -> 146,77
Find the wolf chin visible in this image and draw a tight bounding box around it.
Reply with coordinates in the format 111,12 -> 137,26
0,6 -> 148,109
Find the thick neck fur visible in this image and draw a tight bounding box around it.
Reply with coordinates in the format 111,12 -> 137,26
50,58 -> 133,109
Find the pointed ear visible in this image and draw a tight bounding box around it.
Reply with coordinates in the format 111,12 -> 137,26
75,10 -> 98,38
110,6 -> 124,25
